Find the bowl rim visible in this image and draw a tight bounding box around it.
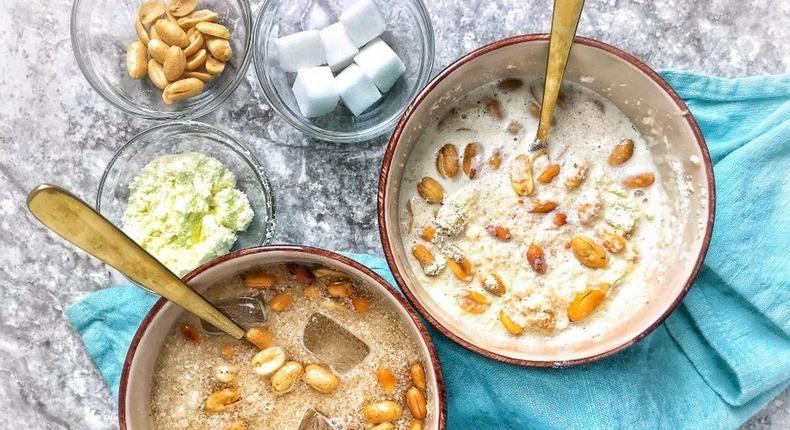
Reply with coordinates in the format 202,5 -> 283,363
377,33 -> 716,367
117,245 -> 448,429
70,0 -> 254,121
96,120 -> 276,248
251,0 -> 436,143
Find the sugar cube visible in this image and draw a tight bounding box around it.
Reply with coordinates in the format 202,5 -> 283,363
320,23 -> 359,72
339,0 -> 386,47
353,38 -> 405,92
291,66 -> 339,118
274,30 -> 326,72
334,64 -> 382,116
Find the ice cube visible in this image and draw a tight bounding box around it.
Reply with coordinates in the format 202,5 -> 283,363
298,408 -> 333,430
339,0 -> 386,47
292,66 -> 339,118
274,30 -> 326,72
319,22 -> 359,72
335,63 -> 382,116
354,38 -> 405,92
200,296 -> 265,334
303,313 -> 370,372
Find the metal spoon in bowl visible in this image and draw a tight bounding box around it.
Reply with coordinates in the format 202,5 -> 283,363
26,184 -> 247,339
530,0 -> 586,156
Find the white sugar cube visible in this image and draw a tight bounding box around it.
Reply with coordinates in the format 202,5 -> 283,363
354,38 -> 405,92
292,66 -> 339,118
339,0 -> 386,47
335,64 -> 382,116
320,23 -> 359,72
274,30 -> 326,72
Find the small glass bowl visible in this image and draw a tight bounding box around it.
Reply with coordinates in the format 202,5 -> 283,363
253,0 -> 435,143
97,121 -> 276,276
71,0 -> 253,120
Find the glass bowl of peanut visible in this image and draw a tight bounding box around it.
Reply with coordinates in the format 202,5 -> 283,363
71,0 -> 253,120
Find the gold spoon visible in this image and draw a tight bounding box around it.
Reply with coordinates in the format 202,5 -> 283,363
27,184 -> 245,339
531,0 -> 586,155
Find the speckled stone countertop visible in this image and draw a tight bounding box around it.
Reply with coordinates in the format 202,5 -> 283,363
0,0 -> 787,428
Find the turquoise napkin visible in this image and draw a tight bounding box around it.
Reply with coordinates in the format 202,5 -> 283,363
67,71 -> 790,429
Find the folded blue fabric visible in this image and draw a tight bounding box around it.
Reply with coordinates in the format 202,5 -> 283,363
67,71 -> 790,429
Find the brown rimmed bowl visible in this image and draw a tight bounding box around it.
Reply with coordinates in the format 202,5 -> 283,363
118,245 -> 446,429
378,34 -> 715,367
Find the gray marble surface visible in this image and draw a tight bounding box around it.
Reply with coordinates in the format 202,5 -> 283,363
0,0 -> 787,428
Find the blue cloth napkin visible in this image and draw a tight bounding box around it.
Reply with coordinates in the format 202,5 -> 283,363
67,71 -> 790,429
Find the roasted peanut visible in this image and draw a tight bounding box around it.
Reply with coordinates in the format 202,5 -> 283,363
163,77 -> 204,104
251,346 -> 286,376
147,59 -> 169,89
623,173 -> 655,188
271,361 -> 303,395
364,401 -> 403,424
410,362 -> 426,391
526,243 -> 547,274
196,22 -> 231,39
303,364 -> 341,394
147,39 -> 170,63
327,280 -> 353,298
183,30 -> 205,57
139,0 -> 165,25
567,289 -> 607,322
537,164 -> 560,183
351,296 -> 371,313
406,386 -> 427,420
177,9 -> 220,28
377,367 -> 397,393
481,273 -> 506,296
447,256 -> 474,282
311,266 -> 347,279
485,224 -> 511,241
417,177 -> 444,204
420,225 -> 436,242
436,143 -> 459,178
126,41 -> 148,79
499,310 -> 524,335
485,98 -> 504,119
370,424 -> 395,430
186,48 -> 207,70
530,200 -> 558,213
287,263 -> 315,285
221,344 -> 236,360
244,271 -> 276,289
184,71 -> 214,81
570,235 -> 609,269
213,363 -> 239,384
206,37 -> 232,62
135,19 -> 150,45
270,292 -> 294,311
411,245 -> 435,269
203,388 -> 240,413
245,326 -> 274,349
205,54 -> 225,75
168,0 -> 198,17
457,290 -> 489,314
462,142 -> 480,179
155,19 -> 189,48
609,138 -> 635,165
510,154 -> 534,196
408,420 -> 424,430
163,45 -> 186,81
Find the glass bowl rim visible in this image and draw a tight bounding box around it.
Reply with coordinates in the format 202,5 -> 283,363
70,0 -> 255,121
96,120 -> 277,248
252,0 -> 435,143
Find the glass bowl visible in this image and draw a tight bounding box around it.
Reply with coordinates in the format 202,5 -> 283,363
71,0 -> 253,120
253,0 -> 435,143
97,121 -> 276,278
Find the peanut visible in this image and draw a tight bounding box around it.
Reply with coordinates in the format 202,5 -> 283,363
245,326 -> 274,349
163,45 -> 186,81
370,424 -> 395,430
363,401 -> 403,424
420,225 -> 436,242
447,256 -> 474,282
457,290 -> 489,314
206,37 -> 232,62
609,138 -> 635,165
184,71 -> 214,81
186,48 -> 207,71
155,19 -> 189,48
435,143 -> 459,178
377,367 -> 397,394
135,19 -> 150,45
197,22 -> 231,39
147,39 -> 170,64
406,387 -> 427,420
168,0 -> 197,17
510,154 -> 534,196
162,78 -> 204,104
251,346 -> 286,376
177,9 -> 219,28
570,235 -> 609,269
139,0 -> 165,25
126,41 -> 148,79
410,362 -> 426,391
225,421 -> 246,430
408,421 -> 424,430
183,30 -> 204,57
567,289 -> 607,322
303,364 -> 341,394
269,292 -> 294,312
203,388 -> 240,413
463,142 -> 480,179
417,177 -> 444,204
205,54 -> 225,75
243,271 -> 276,289
147,59 -> 169,90
271,361 -> 303,395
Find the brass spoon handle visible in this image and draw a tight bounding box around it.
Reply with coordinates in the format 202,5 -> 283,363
27,184 -> 245,339
534,0 -> 585,151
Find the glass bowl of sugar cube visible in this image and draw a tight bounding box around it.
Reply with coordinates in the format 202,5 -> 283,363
254,0 -> 434,143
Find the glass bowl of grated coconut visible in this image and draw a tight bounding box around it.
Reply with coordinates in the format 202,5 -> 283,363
97,121 -> 276,279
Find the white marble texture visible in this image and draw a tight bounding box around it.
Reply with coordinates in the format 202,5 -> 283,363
0,0 -> 787,428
